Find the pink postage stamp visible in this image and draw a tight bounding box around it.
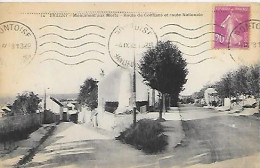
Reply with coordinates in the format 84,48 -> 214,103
214,6 -> 250,49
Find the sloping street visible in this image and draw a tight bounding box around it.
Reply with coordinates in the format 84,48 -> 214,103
23,122 -> 159,168
159,104 -> 260,168
23,105 -> 260,168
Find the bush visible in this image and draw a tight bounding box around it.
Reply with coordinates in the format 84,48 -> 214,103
105,101 -> 119,113
105,101 -> 148,113
116,119 -> 168,153
69,114 -> 78,123
0,125 -> 40,142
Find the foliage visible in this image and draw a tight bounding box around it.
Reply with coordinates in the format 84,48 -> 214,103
192,84 -> 215,99
104,101 -> 148,113
139,41 -> 188,116
116,119 -> 168,153
179,96 -> 195,104
232,66 -> 249,95
215,72 -> 235,98
246,64 -> 260,97
215,64 -> 260,98
140,41 -> 188,95
105,101 -> 119,113
12,92 -> 41,115
78,78 -> 98,110
0,124 -> 40,142
69,114 -> 78,124
194,63 -> 260,100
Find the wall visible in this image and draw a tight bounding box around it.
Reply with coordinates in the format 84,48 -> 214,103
96,111 -> 148,136
96,111 -> 116,132
78,106 -> 91,124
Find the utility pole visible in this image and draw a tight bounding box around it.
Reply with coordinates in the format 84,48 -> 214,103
44,89 -> 46,111
133,53 -> 137,126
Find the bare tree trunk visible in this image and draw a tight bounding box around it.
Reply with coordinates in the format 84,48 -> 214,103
162,93 -> 166,115
159,93 -> 162,120
257,97 -> 260,113
159,109 -> 162,120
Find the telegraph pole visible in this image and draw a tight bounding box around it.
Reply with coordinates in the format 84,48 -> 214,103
133,53 -> 137,126
44,89 -> 46,111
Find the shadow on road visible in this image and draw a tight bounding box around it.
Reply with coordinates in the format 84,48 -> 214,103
162,110 -> 260,168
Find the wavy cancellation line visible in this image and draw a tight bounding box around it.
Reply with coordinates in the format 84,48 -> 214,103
160,23 -> 224,30
187,57 -> 214,64
181,49 -> 212,57
39,33 -> 105,40
40,50 -> 104,57
39,41 -> 105,48
161,31 -> 224,39
40,58 -> 104,65
40,24 -> 105,31
169,40 -> 224,48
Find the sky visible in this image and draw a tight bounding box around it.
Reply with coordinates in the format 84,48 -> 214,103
0,3 -> 259,97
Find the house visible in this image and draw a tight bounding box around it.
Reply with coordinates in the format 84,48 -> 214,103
1,104 -> 13,117
62,102 -> 79,122
204,88 -> 218,107
46,96 -> 63,121
0,107 -> 3,117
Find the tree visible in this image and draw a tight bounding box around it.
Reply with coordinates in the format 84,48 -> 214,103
139,41 -> 188,119
232,66 -> 249,96
246,64 -> 260,97
215,72 -> 235,99
78,78 -> 98,110
12,92 -> 41,115
192,83 -> 215,99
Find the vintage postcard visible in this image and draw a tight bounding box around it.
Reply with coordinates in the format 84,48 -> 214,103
0,2 -> 259,168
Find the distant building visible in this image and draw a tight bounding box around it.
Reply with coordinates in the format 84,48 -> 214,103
0,106 -> 4,117
204,88 -> 218,106
46,96 -> 64,120
0,104 -> 13,117
62,102 -> 79,122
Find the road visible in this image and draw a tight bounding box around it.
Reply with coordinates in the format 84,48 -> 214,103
164,104 -> 260,168
24,104 -> 260,168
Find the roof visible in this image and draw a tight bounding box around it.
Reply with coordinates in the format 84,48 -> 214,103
205,88 -> 217,94
1,106 -> 11,112
50,97 -> 64,107
67,103 -> 75,107
68,110 -> 78,115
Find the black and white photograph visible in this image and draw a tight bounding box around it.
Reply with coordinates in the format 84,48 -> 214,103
0,2 -> 259,168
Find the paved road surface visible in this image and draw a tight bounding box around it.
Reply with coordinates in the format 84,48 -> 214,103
24,105 -> 260,168
161,104 -> 260,168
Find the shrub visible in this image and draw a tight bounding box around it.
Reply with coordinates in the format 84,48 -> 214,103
116,119 -> 168,153
105,101 -> 118,113
69,114 -> 78,123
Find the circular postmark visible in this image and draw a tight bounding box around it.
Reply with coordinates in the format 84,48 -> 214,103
228,19 -> 260,63
0,21 -> 37,67
108,23 -> 158,68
